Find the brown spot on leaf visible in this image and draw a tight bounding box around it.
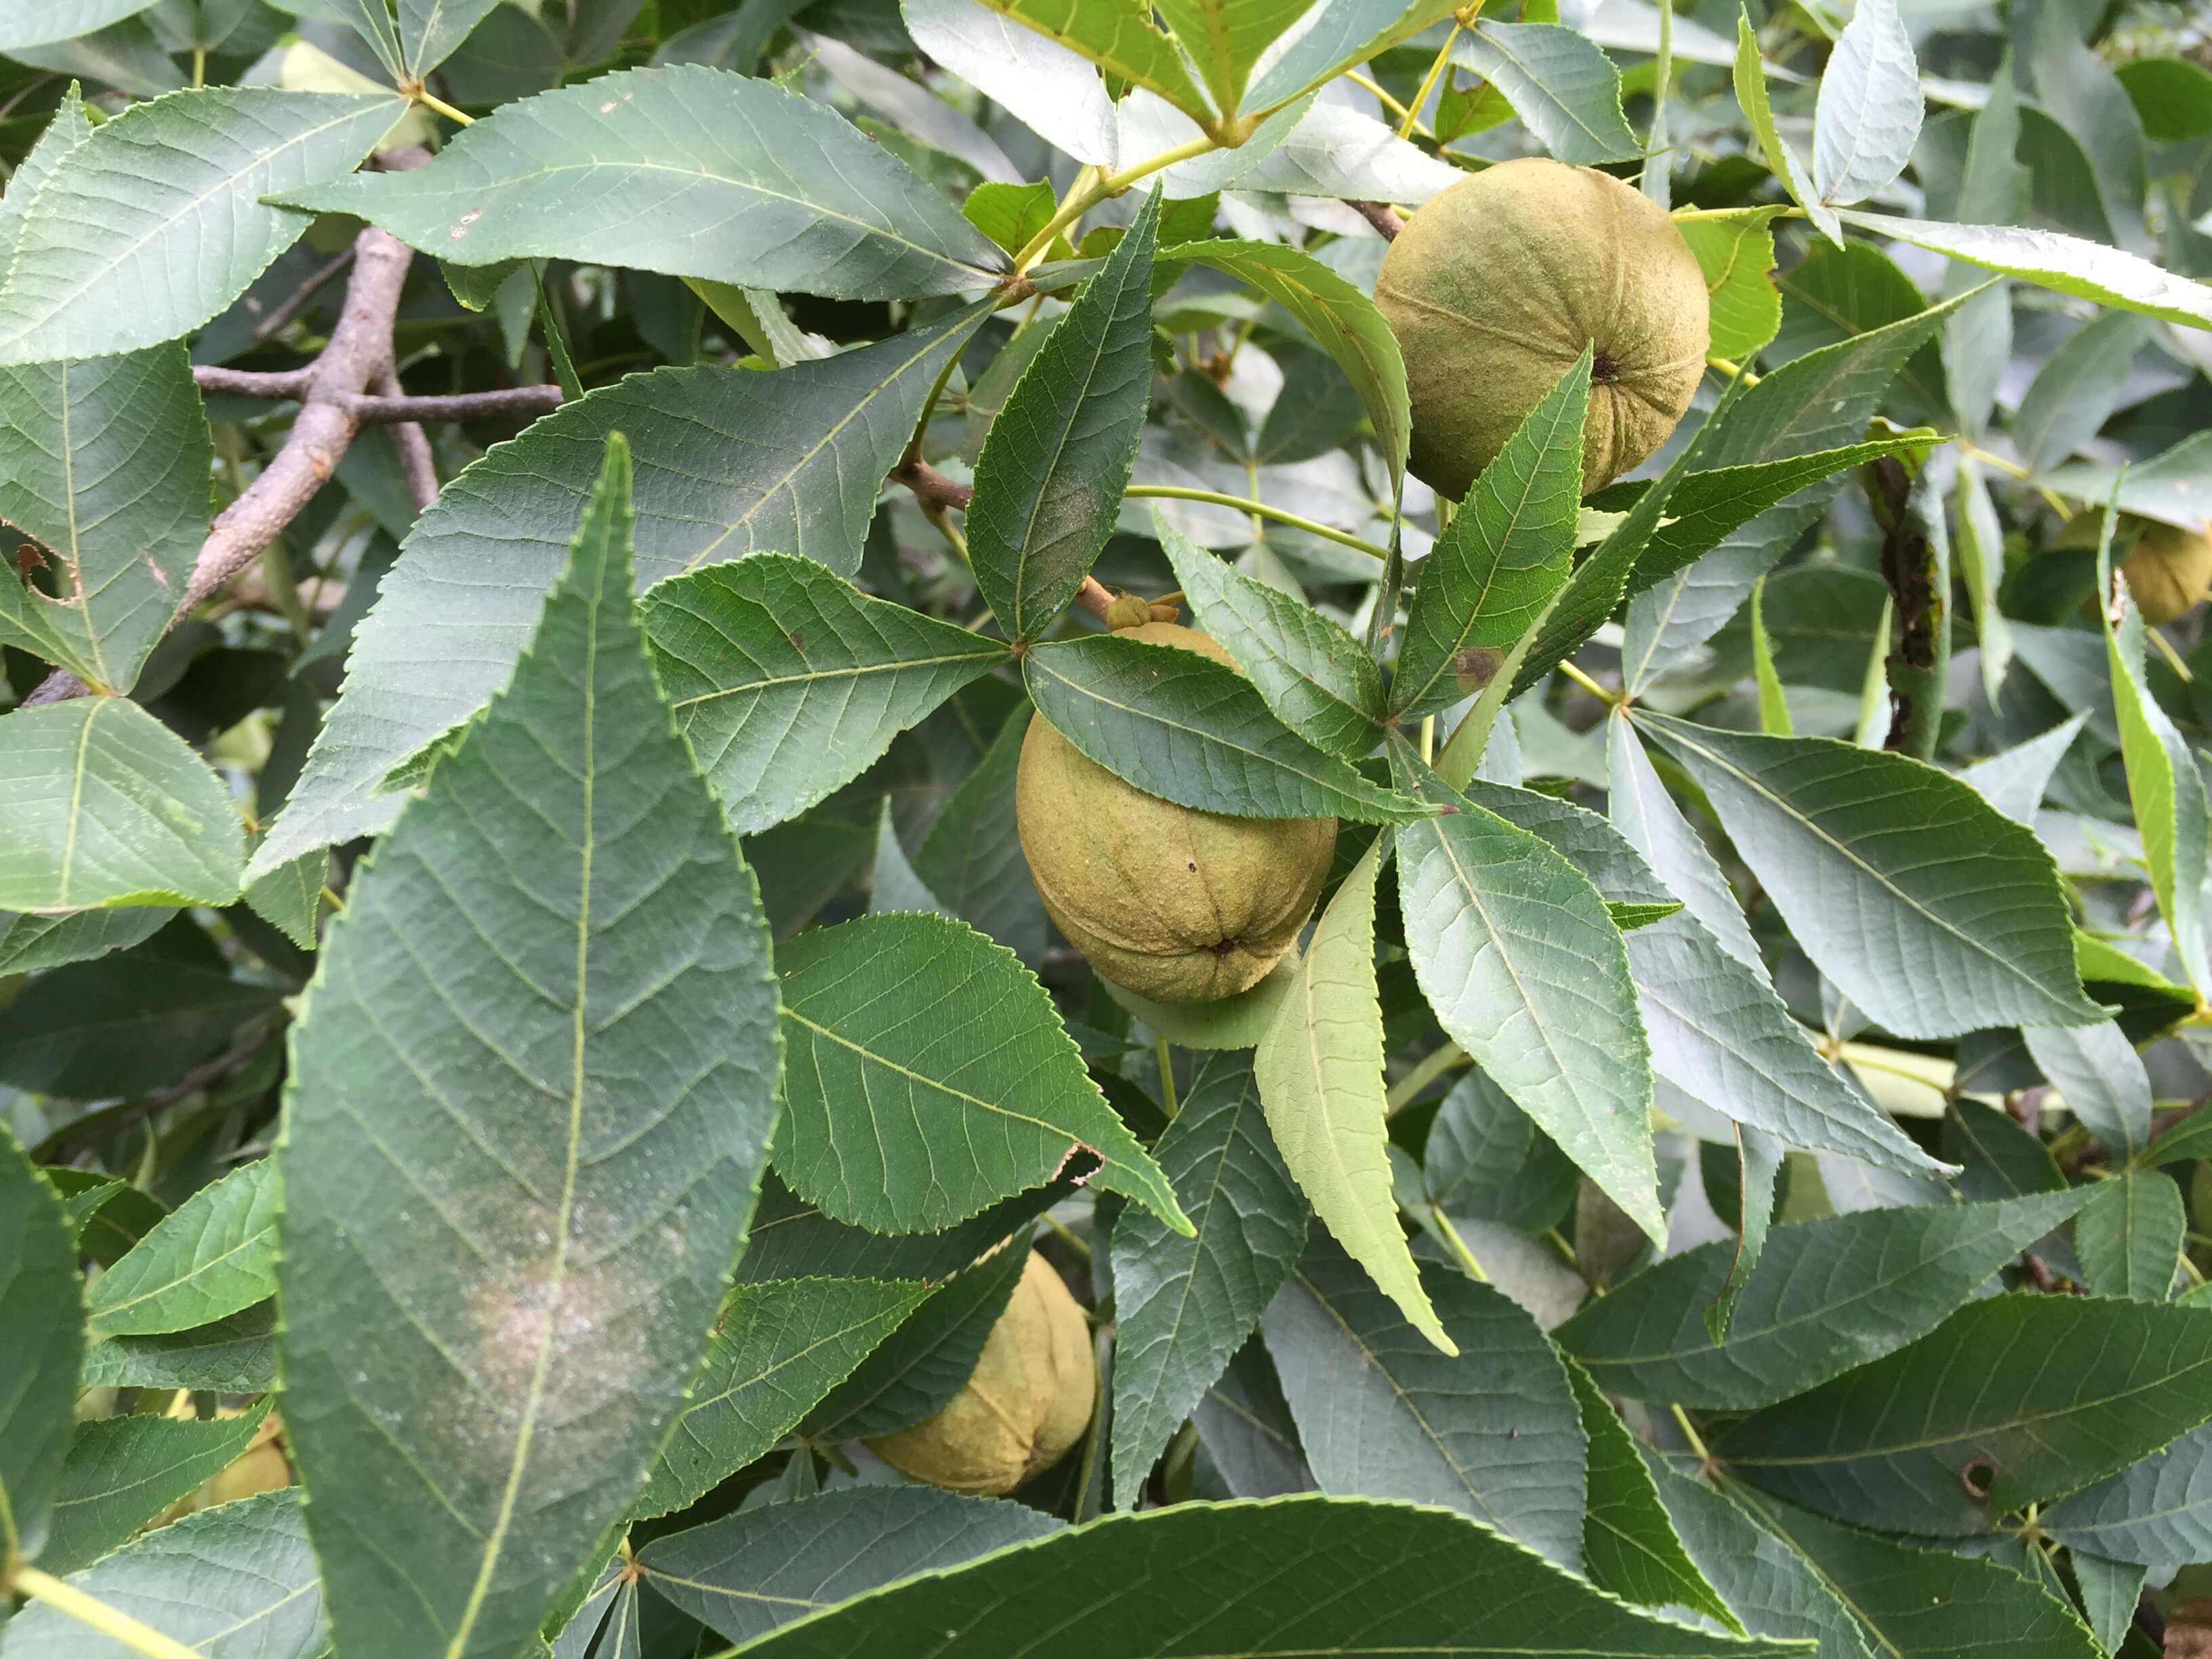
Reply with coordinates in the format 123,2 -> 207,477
1454,646 -> 1504,693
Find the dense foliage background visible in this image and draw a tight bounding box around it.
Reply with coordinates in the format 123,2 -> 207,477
6,1 -> 2212,1656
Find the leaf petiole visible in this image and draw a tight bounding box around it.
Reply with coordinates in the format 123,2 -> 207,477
1122,486 -> 1388,560
1012,137 -> 1223,273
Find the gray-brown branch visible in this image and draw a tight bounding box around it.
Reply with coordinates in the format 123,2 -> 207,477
1347,200 -> 1405,240
887,457 -> 1115,621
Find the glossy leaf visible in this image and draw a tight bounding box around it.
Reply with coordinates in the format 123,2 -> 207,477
1734,12 -> 1839,243
1678,207 -> 1786,363
0,698 -> 243,911
643,554 -> 1007,835
1023,632 -> 1422,823
774,910 -> 1187,1235
1110,1052 -> 1309,1511
969,188 -> 1158,641
278,442 -> 783,1659
1811,0 -> 1920,206
640,1487 -> 1061,1648
633,1277 -> 929,1518
401,0 -> 504,76
1391,354 -> 1586,720
1636,714 -> 2104,1040
1393,757 -> 1661,1244
86,1160 -> 276,1338
1605,712 -> 1761,970
0,905 -> 170,977
0,1128 -> 80,1569
973,0 -> 1213,125
43,1402 -> 272,1575
1264,1235 -> 1585,1567
1450,22 -> 1639,165
2025,1022 -> 2153,1163
1159,523 -> 1383,759
1256,843 -> 1449,1354
1558,1190 -> 2091,1409
0,1489 -> 325,1659
0,89 -> 404,364
901,0 -> 1118,166
1841,210 -> 2212,330
276,67 -> 1008,296
253,304 -> 989,875
1242,0 -> 1459,111
1717,1296 -> 2212,1534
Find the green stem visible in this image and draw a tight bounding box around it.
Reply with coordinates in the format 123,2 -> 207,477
1156,1035 -> 1179,1120
1431,1207 -> 1490,1284
1385,1042 -> 1469,1115
1122,486 -> 1388,559
13,1568 -> 203,1659
415,88 -> 475,126
1013,137 -> 1225,272
1669,1403 -> 1713,1467
1558,659 -> 1620,706
1400,24 -> 1462,141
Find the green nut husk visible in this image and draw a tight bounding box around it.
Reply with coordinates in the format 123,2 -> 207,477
1015,621 -> 1336,1004
866,1252 -> 1094,1495
1374,157 -> 1711,500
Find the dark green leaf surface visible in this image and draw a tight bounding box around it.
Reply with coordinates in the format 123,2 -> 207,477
720,1496 -> 1809,1658
276,67 -> 1009,295
1391,354 -> 1586,720
733,1172 -> 1073,1286
804,1244 -> 1028,1440
0,1130 -> 81,1568
1110,1053 -> 1309,1511
278,443 -> 783,1659
252,303 -> 989,876
1024,632 -> 1421,823
1160,523 -> 1384,758
0,699 -> 244,911
1558,1191 -> 2090,1409
0,953 -> 279,1098
42,1401 -> 272,1575
1636,714 -> 2104,1039
969,189 -> 1158,641
0,1488 -> 325,1659
2074,1173 -> 2183,1303
1738,1487 -> 2101,1658
1264,1235 -> 1587,1568
1716,1296 -> 2212,1534
81,1304 -> 278,1393
644,554 -> 1007,834
1451,22 -> 1640,163
912,703 -> 1047,961
1393,758 -> 1661,1243
634,1276 -> 930,1518
0,906 -> 171,977
1569,1357 -> 1736,1626
775,911 -> 1187,1234
640,1486 -> 1060,1647
86,1160 -> 277,1338
2045,1420 -> 2212,1570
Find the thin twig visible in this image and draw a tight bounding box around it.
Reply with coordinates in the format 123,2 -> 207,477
192,365 -> 312,401
375,369 -> 440,512
47,1027 -> 274,1163
343,384 -> 565,425
1347,199 -> 1405,240
249,245 -> 355,343
886,457 -> 1115,621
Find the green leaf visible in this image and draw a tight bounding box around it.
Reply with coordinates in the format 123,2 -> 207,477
639,1487 -> 1061,1648
1101,958 -> 1296,1052
804,1245 -> 1030,1441
1265,1233 -> 1585,1565
43,1171 -> 165,1268
0,698 -> 243,910
400,0 -> 504,76
2045,1420 -> 2212,1570
1391,354 -> 1587,720
1811,0 -> 1920,207
1423,1068 -> 1578,1233
1749,577 -> 1792,734
252,304 -> 989,876
1153,0 -> 1307,117
2024,1023 -> 2152,1163
0,1489 -> 325,1659
911,703 -> 1047,960
277,440 -> 783,1659
1568,1355 -> 1737,1627
1737,1487 -> 2102,1659
1022,634 -> 1422,823
1450,22 -> 1640,164
0,905 -> 169,977
1607,711 -> 1761,970
1641,1452 -> 1875,1659
276,67 -> 1008,297
1635,714 -> 2104,1040
0,1128 -> 81,1568
1677,207 -> 1786,363
2068,1552 -> 2145,1656
81,1304 -> 278,1393
774,911 -> 1187,1235
1557,1190 -> 2091,1410
2115,56 -> 2212,141
1392,756 -> 1662,1244
43,1401 -> 273,1576
0,0 -> 157,49
2075,1172 -> 2184,1303
734,1172 -> 1074,1286
2104,565 -> 2211,998
1242,0 -> 1460,111
1158,522 -> 1383,758
2013,311 -> 2155,475
973,0 -> 1214,126
243,846 -> 325,951
0,951 -> 278,1098
0,89 -> 405,365
1733,12 -> 1839,243
720,1494 -> 1808,1658
1110,1052 -> 1309,1511
1715,1295 -> 2212,1534
969,189 -> 1158,641
1167,239 -> 1410,485
643,554 -> 1007,835
86,1160 -> 276,1338
2137,1101 -> 2212,1172
1256,842 -> 1450,1354
633,1277 -> 932,1519
1839,211 -> 2212,331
